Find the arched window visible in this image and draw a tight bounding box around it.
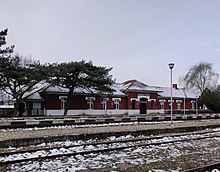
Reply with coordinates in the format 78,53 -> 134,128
160,101 -> 164,109
191,101 -> 195,110
150,100 -> 155,109
132,100 -> 136,109
176,101 -> 182,110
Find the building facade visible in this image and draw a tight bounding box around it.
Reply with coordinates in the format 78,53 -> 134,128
23,80 -> 198,116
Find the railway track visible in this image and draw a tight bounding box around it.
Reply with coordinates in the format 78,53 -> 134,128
184,162 -> 220,172
1,129 -> 220,166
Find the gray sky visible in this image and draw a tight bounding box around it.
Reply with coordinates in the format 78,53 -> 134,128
1,0 -> 220,87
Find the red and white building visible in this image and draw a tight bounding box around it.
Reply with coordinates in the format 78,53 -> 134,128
23,80 -> 198,116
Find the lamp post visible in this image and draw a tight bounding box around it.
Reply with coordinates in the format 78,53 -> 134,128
183,87 -> 186,115
169,63 -> 174,125
196,95 -> 198,115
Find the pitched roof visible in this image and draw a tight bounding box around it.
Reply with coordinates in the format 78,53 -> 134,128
43,83 -> 126,96
24,81 -> 126,100
122,79 -> 162,92
122,79 -> 198,99
23,79 -> 198,100
22,80 -> 50,100
157,87 -> 185,98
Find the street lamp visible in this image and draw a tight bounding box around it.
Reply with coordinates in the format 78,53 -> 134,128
182,87 -> 186,115
196,95 -> 198,115
169,63 -> 174,125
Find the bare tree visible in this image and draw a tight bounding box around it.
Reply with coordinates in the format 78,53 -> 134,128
180,62 -> 219,95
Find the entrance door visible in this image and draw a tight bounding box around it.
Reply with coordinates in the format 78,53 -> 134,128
139,98 -> 147,114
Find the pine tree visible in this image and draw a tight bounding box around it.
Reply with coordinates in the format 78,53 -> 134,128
50,60 -> 115,116
0,54 -> 48,116
0,29 -> 48,116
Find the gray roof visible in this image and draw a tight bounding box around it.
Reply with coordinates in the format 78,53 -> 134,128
122,80 -> 162,92
22,81 -> 50,100
122,80 -> 198,99
44,83 -> 126,96
24,81 -> 126,101
157,87 -> 197,99
23,79 -> 198,100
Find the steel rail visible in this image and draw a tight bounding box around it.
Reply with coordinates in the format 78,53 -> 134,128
0,129 -> 218,156
1,131 -> 220,166
184,161 -> 220,172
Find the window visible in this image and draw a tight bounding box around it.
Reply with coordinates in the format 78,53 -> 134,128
150,100 -> 155,109
101,98 -> 106,110
60,97 -> 67,110
87,97 -> 94,110
114,99 -> 120,109
191,101 -> 195,110
160,101 -> 164,109
132,100 -> 136,109
177,102 -> 181,110
168,100 -> 173,109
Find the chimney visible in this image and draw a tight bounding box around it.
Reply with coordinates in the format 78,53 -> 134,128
173,84 -> 177,89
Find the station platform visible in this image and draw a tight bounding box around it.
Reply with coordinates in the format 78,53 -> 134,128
0,113 -> 219,129
0,116 -> 220,148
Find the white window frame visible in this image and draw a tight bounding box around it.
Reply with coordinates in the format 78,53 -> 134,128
113,99 -> 120,110
150,100 -> 155,109
177,102 -> 181,110
167,100 -> 174,109
60,97 -> 67,110
191,100 -> 195,110
101,98 -> 107,110
86,97 -> 95,110
131,99 -> 137,109
160,101 -> 165,109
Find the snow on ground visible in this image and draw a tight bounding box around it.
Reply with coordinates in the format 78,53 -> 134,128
7,138 -> 219,172
2,130 -> 220,171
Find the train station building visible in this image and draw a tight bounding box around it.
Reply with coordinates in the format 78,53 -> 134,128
23,79 -> 198,116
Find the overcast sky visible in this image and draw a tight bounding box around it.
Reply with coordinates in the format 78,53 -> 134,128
1,0 -> 220,87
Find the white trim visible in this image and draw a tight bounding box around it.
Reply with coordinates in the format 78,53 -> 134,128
138,94 -> 150,100
159,99 -> 166,102
85,97 -> 96,100
130,98 -> 138,101
46,109 -> 165,116
176,100 -> 182,103
191,100 -> 195,103
150,99 -> 156,101
101,97 -> 109,101
59,96 -> 67,99
112,98 -> 121,101
168,100 -> 174,102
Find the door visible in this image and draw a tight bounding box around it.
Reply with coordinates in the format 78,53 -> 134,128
139,98 -> 147,114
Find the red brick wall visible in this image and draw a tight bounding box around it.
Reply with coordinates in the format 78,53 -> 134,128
45,93 -> 128,110
126,91 -> 139,109
46,94 -> 61,110
44,92 -> 196,111
46,94 -> 87,110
